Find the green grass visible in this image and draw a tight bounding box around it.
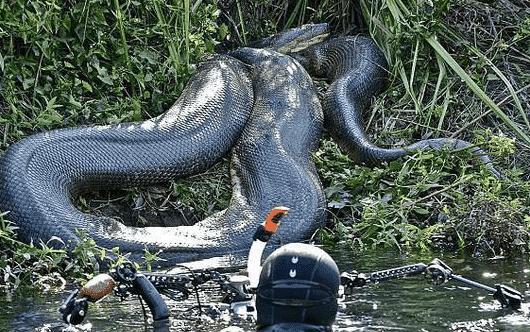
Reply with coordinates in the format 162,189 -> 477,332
360,0 -> 530,145
348,0 -> 530,254
1,0 -> 529,290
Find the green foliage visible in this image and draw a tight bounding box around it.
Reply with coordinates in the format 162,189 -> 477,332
474,129 -> 516,157
222,0 -> 367,43
143,248 -> 161,273
315,138 -> 530,256
0,0 -> 226,148
1,212 -> 75,291
171,165 -> 232,221
0,211 -> 154,291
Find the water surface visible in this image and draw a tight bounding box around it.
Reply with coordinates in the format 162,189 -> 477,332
1,249 -> 529,331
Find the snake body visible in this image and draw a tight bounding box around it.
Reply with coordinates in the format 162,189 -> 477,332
0,27 -> 498,263
0,55 -> 253,258
0,48 -> 324,263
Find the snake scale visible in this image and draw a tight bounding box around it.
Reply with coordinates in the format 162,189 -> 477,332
0,25 -> 497,264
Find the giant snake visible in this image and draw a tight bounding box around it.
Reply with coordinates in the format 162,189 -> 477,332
0,25 -> 498,264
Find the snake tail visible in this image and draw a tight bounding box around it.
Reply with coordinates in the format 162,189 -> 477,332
293,36 -> 501,177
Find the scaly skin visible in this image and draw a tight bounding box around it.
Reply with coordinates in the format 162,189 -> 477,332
0,55 -> 253,262
0,27 -> 500,265
250,23 -> 330,53
0,49 -> 325,264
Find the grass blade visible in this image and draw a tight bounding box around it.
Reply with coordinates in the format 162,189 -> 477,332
426,36 -> 530,146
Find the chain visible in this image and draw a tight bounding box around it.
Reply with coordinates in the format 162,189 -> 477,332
143,272 -> 194,290
369,263 -> 428,282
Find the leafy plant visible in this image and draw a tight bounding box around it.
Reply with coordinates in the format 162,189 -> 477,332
315,137 -> 530,255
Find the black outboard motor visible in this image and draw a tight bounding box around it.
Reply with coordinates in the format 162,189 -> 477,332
256,243 -> 340,331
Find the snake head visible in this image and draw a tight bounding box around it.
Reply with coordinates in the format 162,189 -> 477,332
250,23 -> 330,54
229,47 -> 276,67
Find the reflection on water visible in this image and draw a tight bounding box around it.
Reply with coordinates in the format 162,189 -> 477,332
1,248 -> 529,331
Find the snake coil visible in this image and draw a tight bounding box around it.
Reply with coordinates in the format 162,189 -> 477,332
0,26 -> 499,263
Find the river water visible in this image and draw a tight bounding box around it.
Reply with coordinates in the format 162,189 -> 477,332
1,248 -> 529,331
